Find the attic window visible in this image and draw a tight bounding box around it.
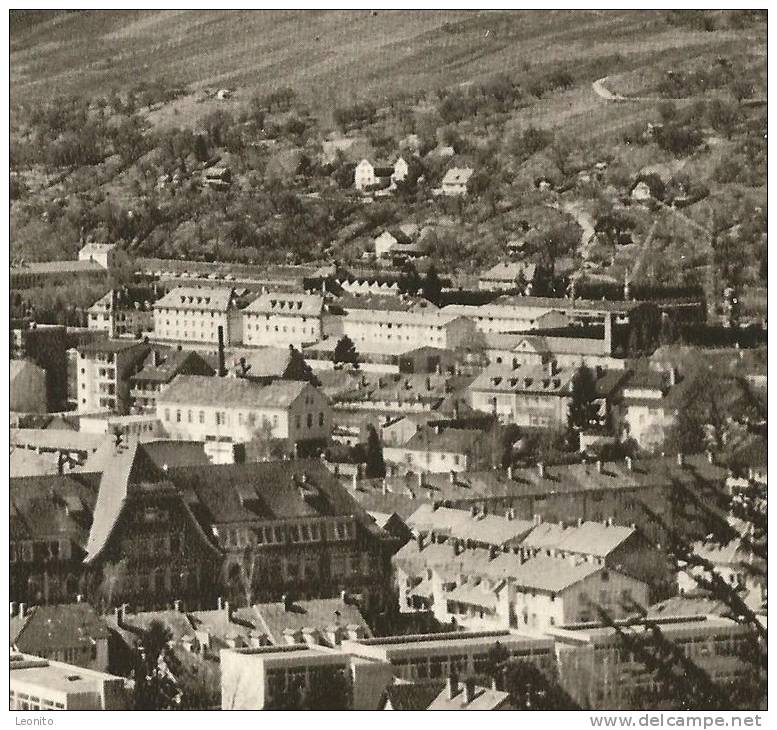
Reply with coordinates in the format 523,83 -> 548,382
67,675 -> 81,682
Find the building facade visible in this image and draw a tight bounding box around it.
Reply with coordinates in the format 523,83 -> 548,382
76,339 -> 150,414
153,286 -> 243,345
242,292 -> 323,348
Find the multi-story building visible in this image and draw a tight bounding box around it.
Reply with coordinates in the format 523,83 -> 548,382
11,322 -> 69,411
173,458 -> 396,612
220,644 -> 393,710
76,339 -> 150,414
10,444 -> 396,613
467,363 -> 628,429
341,630 -> 557,685
393,539 -> 648,634
157,376 -> 332,449
87,288 -> 155,338
383,427 -> 487,474
324,302 -> 477,356
9,652 -> 131,710
130,348 -> 215,414
153,286 -> 243,345
550,615 -> 758,710
484,314 -> 623,371
242,292 -> 323,347
615,367 -> 692,451
351,453 -> 729,556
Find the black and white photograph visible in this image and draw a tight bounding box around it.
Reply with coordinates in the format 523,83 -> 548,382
7,7 -> 767,716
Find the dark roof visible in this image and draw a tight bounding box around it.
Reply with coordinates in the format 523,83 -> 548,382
157,376 -> 309,409
12,603 -> 111,654
141,441 -> 210,470
169,460 -> 383,538
77,339 -> 149,355
10,473 -> 99,544
131,349 -> 215,384
402,427 -> 484,454
382,682 -> 445,711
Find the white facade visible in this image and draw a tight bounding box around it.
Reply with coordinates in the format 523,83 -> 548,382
153,286 -> 243,346
157,378 -> 332,445
78,243 -> 116,269
242,293 -> 323,347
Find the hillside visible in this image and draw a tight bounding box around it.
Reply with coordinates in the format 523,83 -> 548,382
10,9 -> 767,326
10,10 -> 763,116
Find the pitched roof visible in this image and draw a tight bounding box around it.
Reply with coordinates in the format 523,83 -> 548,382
84,439 -> 165,563
10,448 -> 59,478
244,292 -> 323,317
480,262 -> 537,281
12,603 -> 111,654
10,429 -> 105,454
408,505 -> 535,546
253,598 -> 370,647
169,459 -> 381,534
442,167 -> 474,186
402,427 -> 484,455
383,682 -> 446,710
157,375 -> 309,409
554,521 -> 635,557
12,260 -> 106,275
468,366 -> 575,395
131,349 -> 215,384
153,286 -> 235,312
76,338 -> 149,355
229,347 -> 293,379
428,681 -> 511,710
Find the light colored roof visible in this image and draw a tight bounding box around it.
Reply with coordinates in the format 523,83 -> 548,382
554,521 -> 635,557
480,262 -> 537,281
153,286 -> 234,312
10,448 -> 58,478
253,598 -> 371,647
79,243 -> 116,254
402,428 -> 483,455
157,375 -> 311,409
468,366 -> 574,395
11,260 -> 105,275
442,167 -> 474,186
510,554 -> 602,592
229,347 -> 293,378
10,428 -> 104,453
408,505 -> 535,546
428,681 -> 511,711
244,292 -> 323,317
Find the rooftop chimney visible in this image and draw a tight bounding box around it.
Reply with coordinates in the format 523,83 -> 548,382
352,473 -> 358,491
417,472 -> 424,489
676,452 -> 685,467
217,325 -> 226,376
449,470 -> 456,485
282,594 -> 291,612
217,596 -> 223,611
76,594 -> 83,604
173,599 -> 182,612
596,460 -> 603,474
537,462 -> 546,478
706,451 -> 715,465
19,603 -> 26,618
10,602 -> 16,616
533,514 -> 542,525
625,456 -> 633,471
669,366 -> 677,387
507,465 -> 514,480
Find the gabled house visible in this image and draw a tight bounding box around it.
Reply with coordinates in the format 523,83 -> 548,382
441,167 -> 474,196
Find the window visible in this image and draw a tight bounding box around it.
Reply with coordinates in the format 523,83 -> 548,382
318,412 -> 324,426
306,413 -> 313,429
199,411 -> 205,424
176,410 -> 182,423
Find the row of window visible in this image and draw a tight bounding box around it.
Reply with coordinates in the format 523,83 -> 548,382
11,540 -> 69,563
223,520 -> 354,548
10,692 -> 65,711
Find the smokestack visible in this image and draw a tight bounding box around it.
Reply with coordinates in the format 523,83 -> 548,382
217,325 -> 226,376
604,312 -> 613,354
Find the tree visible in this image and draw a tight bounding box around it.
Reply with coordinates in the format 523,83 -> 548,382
333,335 -> 359,368
421,264 -> 443,305
133,620 -> 182,710
364,424 -> 386,479
567,364 -> 600,441
284,345 -> 320,385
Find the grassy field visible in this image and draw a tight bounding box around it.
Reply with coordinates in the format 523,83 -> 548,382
10,10 -> 765,118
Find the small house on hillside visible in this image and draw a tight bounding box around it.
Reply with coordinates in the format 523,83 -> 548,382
441,167 -> 474,196
203,166 -> 232,189
354,158 -> 408,192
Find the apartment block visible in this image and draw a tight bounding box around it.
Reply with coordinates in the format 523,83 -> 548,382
153,286 -> 243,345
242,292 -> 323,347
